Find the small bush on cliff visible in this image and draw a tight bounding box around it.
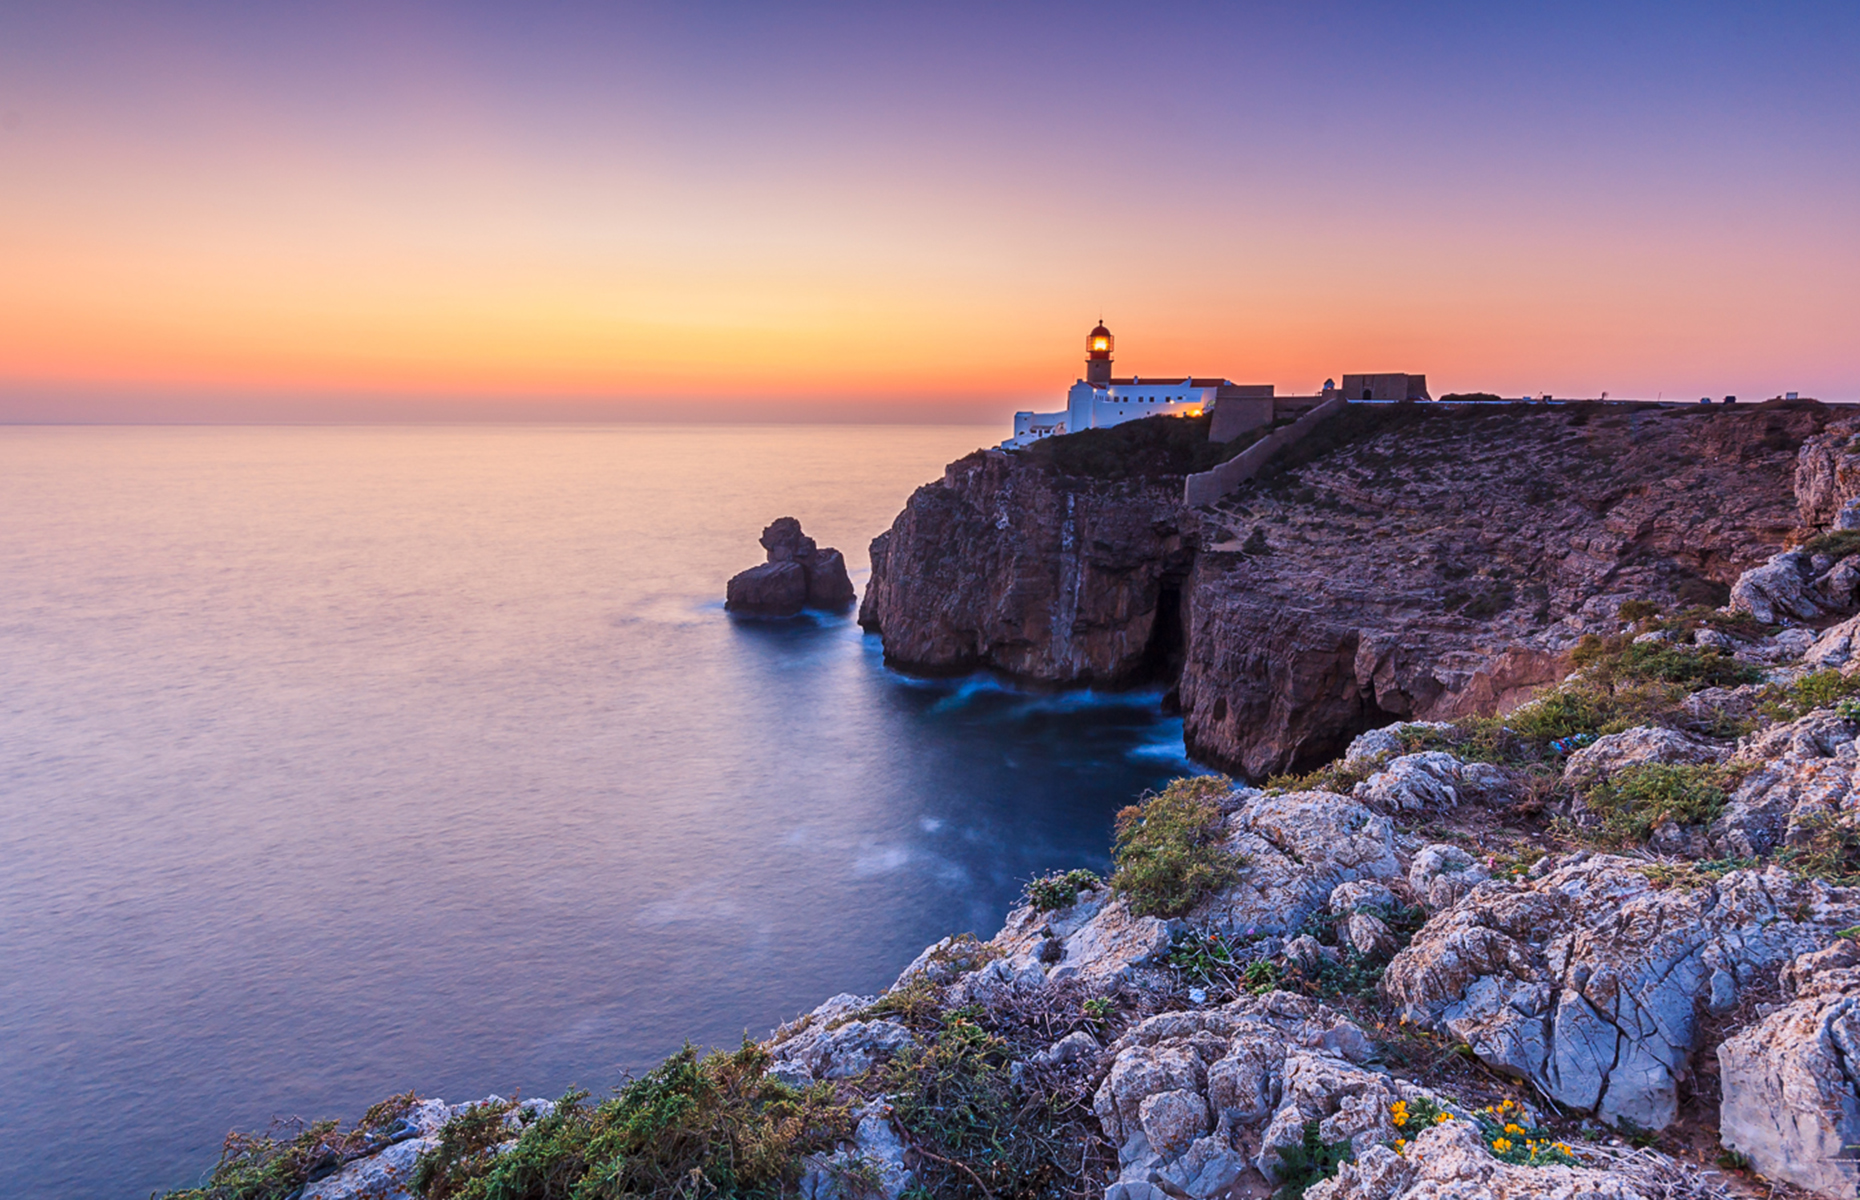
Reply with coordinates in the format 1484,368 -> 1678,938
159,1093 -> 419,1200
1579,762 -> 1736,846
413,1041 -> 851,1200
1271,1120 -> 1354,1199
1023,868 -> 1102,911
1111,776 -> 1243,918
1761,668 -> 1860,721
1779,814 -> 1860,885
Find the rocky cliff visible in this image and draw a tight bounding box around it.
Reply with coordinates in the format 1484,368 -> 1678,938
862,400 -> 1836,775
171,404 -> 1860,1200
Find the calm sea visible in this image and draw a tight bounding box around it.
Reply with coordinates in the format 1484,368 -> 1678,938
0,425 -> 1195,1199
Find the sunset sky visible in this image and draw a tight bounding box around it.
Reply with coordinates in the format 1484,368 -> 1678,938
2,1 -> 1856,422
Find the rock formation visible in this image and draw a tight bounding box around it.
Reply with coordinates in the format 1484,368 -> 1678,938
1719,940 -> 1860,1195
859,448 -> 1191,681
862,401 -> 1831,775
725,516 -> 856,616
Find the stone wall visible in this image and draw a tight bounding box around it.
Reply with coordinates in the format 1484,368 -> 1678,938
1184,396 -> 1349,508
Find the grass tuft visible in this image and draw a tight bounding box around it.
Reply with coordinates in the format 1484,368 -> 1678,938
1111,776 -> 1244,918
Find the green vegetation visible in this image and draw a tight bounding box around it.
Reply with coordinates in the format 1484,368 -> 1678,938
1799,529 -> 1860,559
1023,868 -> 1102,911
1111,776 -> 1244,918
1017,413 -> 1257,480
1471,1102 -> 1579,1167
1577,636 -> 1763,689
1579,763 -> 1736,846
1271,1120 -> 1353,1199
1616,599 -> 1660,622
412,1041 -> 853,1200
1778,814 -> 1860,885
1760,669 -> 1860,721
883,1010 -> 1072,1199
160,1094 -> 419,1200
1637,857 -> 1754,889
1265,753 -> 1385,795
1439,392 -> 1506,404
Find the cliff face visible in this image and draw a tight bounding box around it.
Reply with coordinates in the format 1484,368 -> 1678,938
1181,401 -> 1828,774
858,448 -> 1191,682
863,401 -> 1837,775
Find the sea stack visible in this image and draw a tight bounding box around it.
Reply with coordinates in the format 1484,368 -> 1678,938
725,517 -> 856,617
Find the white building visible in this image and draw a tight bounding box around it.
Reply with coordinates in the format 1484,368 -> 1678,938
1003,323 -> 1266,448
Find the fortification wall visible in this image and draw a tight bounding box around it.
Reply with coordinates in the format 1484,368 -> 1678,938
1183,395 -> 1348,507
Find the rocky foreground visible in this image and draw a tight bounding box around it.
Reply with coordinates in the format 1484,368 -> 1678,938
170,402 -> 1860,1200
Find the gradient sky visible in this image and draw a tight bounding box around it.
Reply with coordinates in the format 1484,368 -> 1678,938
2,1 -> 1856,421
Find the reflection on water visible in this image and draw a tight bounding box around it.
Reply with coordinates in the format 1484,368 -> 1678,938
0,426 -> 1201,1198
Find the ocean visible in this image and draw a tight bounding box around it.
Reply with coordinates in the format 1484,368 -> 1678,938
0,425 -> 1197,1198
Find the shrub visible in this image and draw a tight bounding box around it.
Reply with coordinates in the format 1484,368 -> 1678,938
1266,754 -> 1384,795
1272,1119 -> 1353,1199
1581,763 -> 1733,845
1616,599 -> 1660,622
414,1041 -> 853,1200
1762,669 -> 1860,721
1111,776 -> 1243,918
159,1093 -> 419,1200
1615,642 -> 1762,688
1779,814 -> 1860,885
884,1010 -> 1089,1199
1800,529 -> 1860,558
1023,868 -> 1102,911
1637,857 -> 1753,889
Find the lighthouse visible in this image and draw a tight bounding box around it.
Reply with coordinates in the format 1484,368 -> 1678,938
1086,322 -> 1114,387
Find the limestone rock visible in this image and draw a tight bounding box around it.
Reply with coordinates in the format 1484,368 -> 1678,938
1718,942 -> 1860,1198
302,1098 -> 554,1200
1408,844 -> 1488,911
858,448 -> 1192,682
1140,1089 -> 1211,1157
1353,752 -> 1463,812
1730,549 -> 1822,624
799,1101 -> 913,1200
983,887 -> 1175,990
1343,912 -> 1398,957
725,560 -> 808,615
767,993 -> 917,1083
1712,709 -> 1860,858
1305,1121 -> 1658,1200
1189,790 -> 1401,936
1807,612 -> 1860,670
1329,880 -> 1398,916
1029,1029 -> 1101,1070
1092,993 -> 1379,1197
1382,855 -> 1860,1130
1559,726 -> 1723,791
726,517 -> 856,616
1796,418 -> 1860,529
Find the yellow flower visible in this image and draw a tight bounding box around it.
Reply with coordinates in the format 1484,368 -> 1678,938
1434,1112 -> 1449,1124
1492,1138 -> 1512,1153
1394,1138 -> 1407,1152
1501,1099 -> 1515,1110
1504,1123 -> 1525,1135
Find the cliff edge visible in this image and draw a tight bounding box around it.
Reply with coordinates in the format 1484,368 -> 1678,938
861,400 -> 1834,775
